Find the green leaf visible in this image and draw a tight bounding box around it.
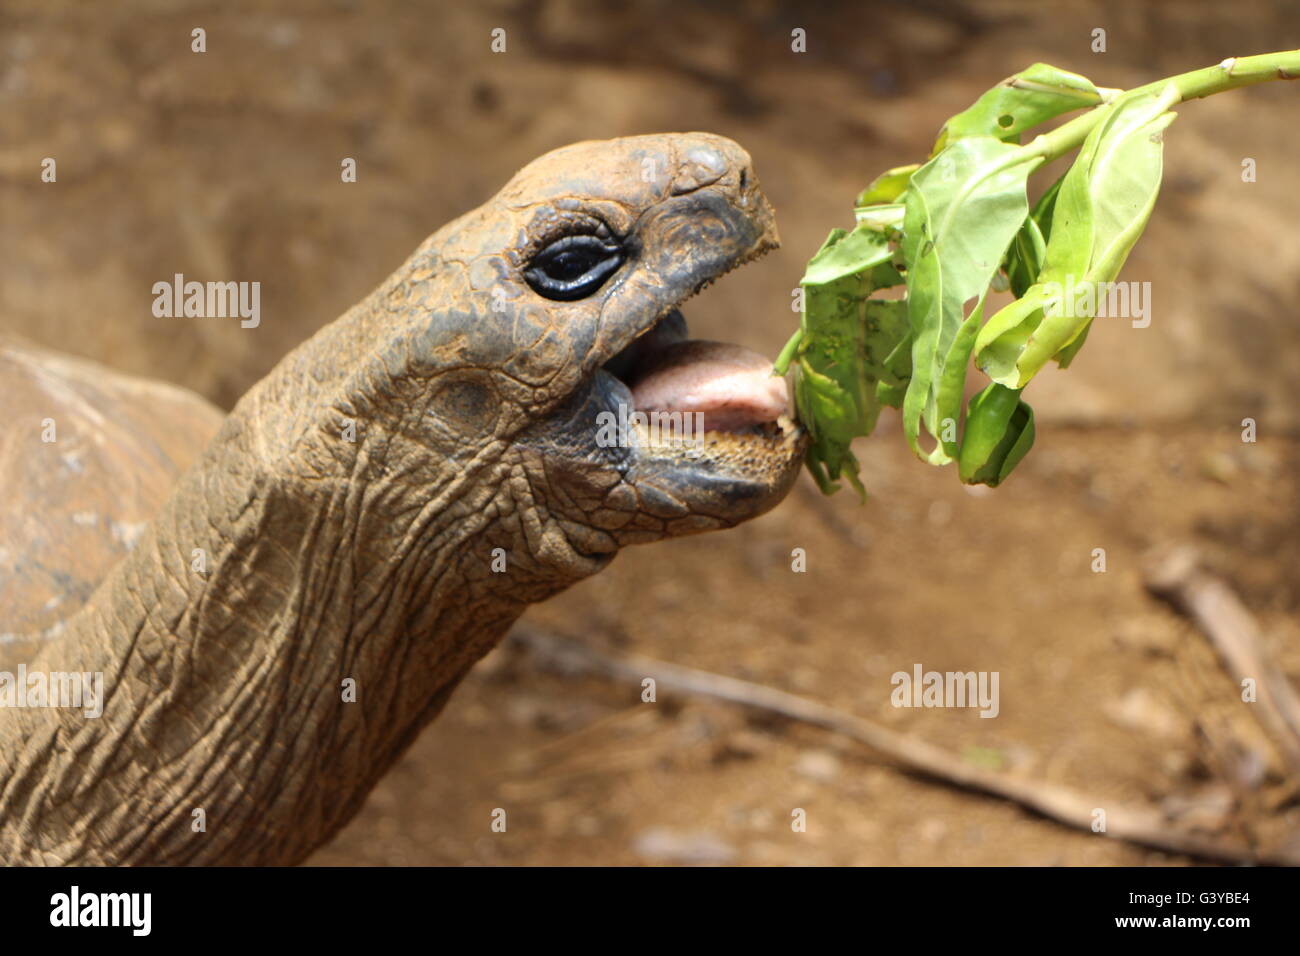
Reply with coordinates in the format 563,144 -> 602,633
957,384 -> 1036,486
934,63 -> 1105,152
1004,214 -> 1046,298
969,283 -> 1053,385
931,294 -> 989,460
1029,171 -> 1066,243
997,170 -> 1069,307
802,225 -> 893,285
1054,318 -> 1092,368
786,226 -> 910,497
900,136 -> 1038,463
854,203 -> 906,232
856,164 -> 922,206
875,326 -> 914,409
974,85 -> 1178,387
1018,88 -> 1176,382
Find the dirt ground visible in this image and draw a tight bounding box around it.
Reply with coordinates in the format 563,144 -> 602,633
2,0 -> 1298,865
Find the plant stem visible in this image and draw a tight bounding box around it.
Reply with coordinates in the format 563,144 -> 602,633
1026,50 -> 1300,165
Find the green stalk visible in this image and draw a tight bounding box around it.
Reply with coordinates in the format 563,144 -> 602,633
1026,50 -> 1300,165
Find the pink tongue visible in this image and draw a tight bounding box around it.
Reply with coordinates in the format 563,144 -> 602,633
627,340 -> 790,431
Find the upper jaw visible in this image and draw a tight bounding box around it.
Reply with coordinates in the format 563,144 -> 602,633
586,182 -> 780,373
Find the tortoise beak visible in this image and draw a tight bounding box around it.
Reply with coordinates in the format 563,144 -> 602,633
516,133 -> 803,540
589,153 -> 802,533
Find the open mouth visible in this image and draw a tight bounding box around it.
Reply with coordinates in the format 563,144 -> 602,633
599,306 -> 801,455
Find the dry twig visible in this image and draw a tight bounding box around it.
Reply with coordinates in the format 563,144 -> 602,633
1144,545 -> 1300,779
512,627 -> 1299,866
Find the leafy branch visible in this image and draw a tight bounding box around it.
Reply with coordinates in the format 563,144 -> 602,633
776,51 -> 1300,498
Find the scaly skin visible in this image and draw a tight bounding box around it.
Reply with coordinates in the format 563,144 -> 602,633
0,133 -> 803,864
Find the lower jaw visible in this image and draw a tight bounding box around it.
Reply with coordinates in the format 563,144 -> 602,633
621,409 -> 807,510
591,302 -> 807,493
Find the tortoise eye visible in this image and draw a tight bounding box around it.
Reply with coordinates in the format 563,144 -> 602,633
525,234 -> 625,301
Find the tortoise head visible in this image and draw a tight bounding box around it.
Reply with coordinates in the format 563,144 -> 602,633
311,133 -> 804,578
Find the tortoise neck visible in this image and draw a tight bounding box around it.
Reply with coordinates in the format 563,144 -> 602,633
0,407 -> 532,864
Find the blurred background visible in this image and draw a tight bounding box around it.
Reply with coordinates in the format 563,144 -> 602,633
2,0 -> 1298,864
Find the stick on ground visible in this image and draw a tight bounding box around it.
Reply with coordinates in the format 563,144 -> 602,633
1144,545 -> 1300,778
512,627 -> 1299,866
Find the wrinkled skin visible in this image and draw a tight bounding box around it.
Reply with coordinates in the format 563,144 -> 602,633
0,133 -> 803,865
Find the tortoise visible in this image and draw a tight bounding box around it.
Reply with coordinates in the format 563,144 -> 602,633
0,132 -> 805,865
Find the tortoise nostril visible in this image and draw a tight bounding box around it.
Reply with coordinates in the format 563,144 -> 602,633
739,168 -> 749,190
